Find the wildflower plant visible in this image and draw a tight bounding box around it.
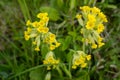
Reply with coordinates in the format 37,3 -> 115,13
24,13 -> 60,51
23,6 -> 107,80
76,6 -> 107,49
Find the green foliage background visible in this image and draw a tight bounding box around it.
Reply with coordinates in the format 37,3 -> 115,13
0,0 -> 120,80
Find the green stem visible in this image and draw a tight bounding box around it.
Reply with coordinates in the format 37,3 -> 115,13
83,41 -> 85,52
8,64 -> 46,79
83,34 -> 86,52
61,64 -> 72,79
56,67 -> 64,80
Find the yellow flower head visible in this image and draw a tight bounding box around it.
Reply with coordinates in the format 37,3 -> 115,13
43,51 -> 59,70
50,45 -> 56,50
26,20 -> 31,26
86,55 -> 91,61
98,42 -> 105,48
32,21 -> 39,27
97,24 -> 105,33
91,43 -> 97,49
81,63 -> 87,68
37,13 -> 48,19
92,7 -> 101,14
72,51 -> 91,69
76,14 -> 82,19
24,12 -> 60,51
86,21 -> 95,29
76,6 -> 107,49
88,14 -> 96,22
80,6 -> 91,12
98,12 -> 108,22
35,47 -> 40,51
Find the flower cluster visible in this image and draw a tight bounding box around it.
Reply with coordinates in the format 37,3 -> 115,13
24,13 -> 60,51
76,6 -> 108,49
72,51 -> 91,69
43,51 -> 59,70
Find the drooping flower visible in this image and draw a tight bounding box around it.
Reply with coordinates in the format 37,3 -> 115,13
76,6 -> 107,49
24,13 -> 60,51
43,51 -> 59,70
72,51 -> 91,69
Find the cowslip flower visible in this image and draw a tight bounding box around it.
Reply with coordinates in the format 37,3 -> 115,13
43,51 -> 59,70
76,6 -> 107,49
72,51 -> 91,69
24,12 -> 60,51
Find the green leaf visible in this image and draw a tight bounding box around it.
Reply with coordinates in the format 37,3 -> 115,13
40,7 -> 60,21
105,4 -> 117,9
18,0 -> 31,21
66,51 -> 73,63
57,0 -> 64,9
29,68 -> 45,80
68,31 -> 77,38
69,0 -> 76,10
61,36 -> 72,51
75,70 -> 90,80
61,65 -> 72,79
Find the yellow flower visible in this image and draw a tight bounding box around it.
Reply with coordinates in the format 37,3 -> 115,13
97,24 -> 104,33
98,36 -> 103,42
88,14 -> 96,22
55,42 -> 61,47
43,51 -> 59,70
32,21 -> 39,27
74,59 -> 81,66
47,56 -> 54,63
43,27 -> 49,33
38,21 -> 45,27
42,17 -> 49,22
44,37 -> 49,43
50,45 -> 56,50
24,12 -> 60,51
55,60 -> 59,64
43,60 -> 48,64
98,42 -> 104,48
86,55 -> 91,61
50,33 -> 56,39
72,51 -> 90,69
37,27 -> 44,33
76,6 -> 107,49
98,12 -> 108,22
80,6 -> 91,12
43,13 -> 48,17
72,65 -> 77,69
32,41 -> 37,45
37,13 -> 48,19
76,14 -> 82,19
79,57 -> 86,63
81,63 -> 87,68
37,26 -> 49,33
24,31 -> 30,40
26,20 -> 31,26
91,43 -> 97,49
92,7 -> 100,14
24,35 -> 30,41
37,13 -> 44,19
35,47 -> 40,51
47,66 -> 51,70
27,27 -> 32,33
86,21 -> 95,29
49,33 -> 56,43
